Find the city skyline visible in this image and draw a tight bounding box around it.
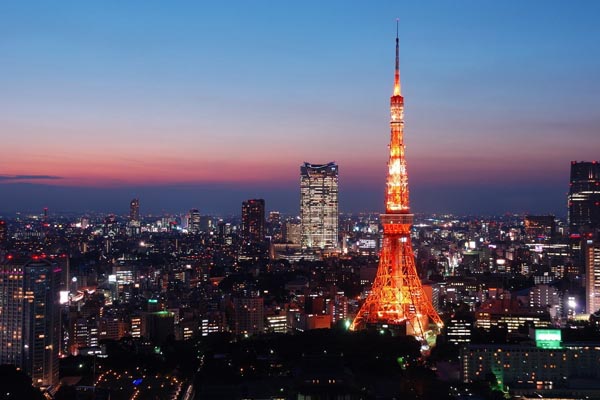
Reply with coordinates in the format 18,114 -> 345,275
2,1 -> 600,215
2,5 -> 600,396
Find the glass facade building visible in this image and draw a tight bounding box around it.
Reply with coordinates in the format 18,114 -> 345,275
300,162 -> 338,250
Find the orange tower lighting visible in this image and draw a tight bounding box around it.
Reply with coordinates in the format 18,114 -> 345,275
351,23 -> 443,344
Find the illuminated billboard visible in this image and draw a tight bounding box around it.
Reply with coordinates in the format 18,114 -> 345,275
535,329 -> 562,349
59,290 -> 69,305
358,239 -> 376,249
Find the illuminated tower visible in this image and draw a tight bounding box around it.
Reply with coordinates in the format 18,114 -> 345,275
351,26 -> 442,344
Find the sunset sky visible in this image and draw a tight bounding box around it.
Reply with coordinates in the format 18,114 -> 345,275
1,1 -> 599,215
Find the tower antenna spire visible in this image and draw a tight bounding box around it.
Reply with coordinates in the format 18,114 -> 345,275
394,19 -> 401,96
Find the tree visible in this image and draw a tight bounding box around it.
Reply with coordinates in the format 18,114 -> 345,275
0,365 -> 45,400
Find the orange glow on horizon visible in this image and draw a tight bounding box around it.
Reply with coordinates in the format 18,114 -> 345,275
0,156 -> 297,187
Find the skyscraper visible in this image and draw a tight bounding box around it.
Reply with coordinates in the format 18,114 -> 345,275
568,161 -> 600,234
351,26 -> 442,344
128,198 -> 141,236
129,198 -> 140,222
0,257 -> 60,387
586,241 -> 600,314
267,211 -> 282,242
188,209 -> 201,234
241,199 -> 265,244
300,162 -> 339,250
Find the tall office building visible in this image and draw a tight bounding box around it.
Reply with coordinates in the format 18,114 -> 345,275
128,198 -> 141,236
188,209 -> 202,234
241,199 -> 265,244
568,161 -> 600,234
0,257 -> 60,387
300,162 -> 339,250
586,241 -> 600,314
129,198 -> 140,222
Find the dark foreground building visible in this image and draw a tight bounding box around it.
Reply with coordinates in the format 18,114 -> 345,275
0,257 -> 60,387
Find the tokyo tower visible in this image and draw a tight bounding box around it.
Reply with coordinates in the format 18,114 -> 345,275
351,25 -> 443,344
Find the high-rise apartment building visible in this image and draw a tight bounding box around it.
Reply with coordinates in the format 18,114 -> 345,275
530,284 -> 561,319
586,241 -> 600,314
300,162 -> 339,250
568,161 -> 600,234
0,257 -> 60,387
241,199 -> 265,244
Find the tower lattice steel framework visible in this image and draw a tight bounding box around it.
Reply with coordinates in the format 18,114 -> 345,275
351,26 -> 443,342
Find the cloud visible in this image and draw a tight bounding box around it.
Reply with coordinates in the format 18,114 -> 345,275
0,175 -> 63,181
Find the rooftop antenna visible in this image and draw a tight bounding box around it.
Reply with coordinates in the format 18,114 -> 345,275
394,18 -> 401,96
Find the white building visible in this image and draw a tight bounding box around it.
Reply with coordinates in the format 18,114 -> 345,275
300,162 -> 339,250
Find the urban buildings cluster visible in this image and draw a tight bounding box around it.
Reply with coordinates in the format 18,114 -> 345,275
0,159 -> 598,398
1,33 -> 600,400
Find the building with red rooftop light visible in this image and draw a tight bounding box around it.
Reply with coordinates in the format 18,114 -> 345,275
568,161 -> 600,234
